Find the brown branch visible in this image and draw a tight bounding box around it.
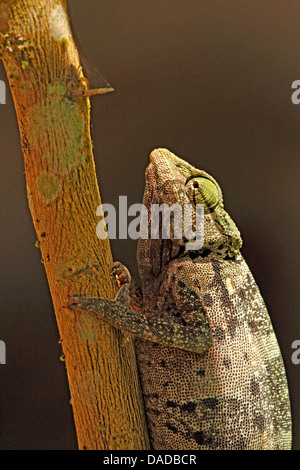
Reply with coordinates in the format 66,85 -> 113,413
0,0 -> 150,450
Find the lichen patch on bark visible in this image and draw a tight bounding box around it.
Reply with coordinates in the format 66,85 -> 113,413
30,82 -> 85,174
49,4 -> 70,43
36,171 -> 60,203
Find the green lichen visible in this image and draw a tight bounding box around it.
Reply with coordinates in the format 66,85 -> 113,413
7,62 -> 18,80
0,32 -> 29,54
36,171 -> 60,203
30,82 -> 85,174
60,37 -> 68,47
56,261 -> 93,282
48,81 -> 65,97
79,321 -> 98,344
21,60 -> 29,69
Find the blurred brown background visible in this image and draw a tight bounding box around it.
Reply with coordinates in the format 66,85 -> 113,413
0,0 -> 299,449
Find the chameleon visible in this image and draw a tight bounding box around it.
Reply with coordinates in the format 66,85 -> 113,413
69,148 -> 292,450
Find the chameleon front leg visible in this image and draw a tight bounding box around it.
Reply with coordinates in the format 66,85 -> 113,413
68,283 -> 212,355
111,261 -> 143,313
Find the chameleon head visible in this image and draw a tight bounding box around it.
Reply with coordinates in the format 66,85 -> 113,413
137,148 -> 243,287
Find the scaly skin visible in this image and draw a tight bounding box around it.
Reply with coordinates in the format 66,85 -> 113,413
70,148 -> 292,450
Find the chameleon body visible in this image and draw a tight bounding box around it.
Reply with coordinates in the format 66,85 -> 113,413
70,148 -> 292,450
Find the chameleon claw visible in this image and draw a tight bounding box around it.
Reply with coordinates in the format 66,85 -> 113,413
111,261 -> 131,285
66,297 -> 84,310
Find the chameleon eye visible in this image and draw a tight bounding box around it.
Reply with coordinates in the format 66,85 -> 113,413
186,176 -> 220,209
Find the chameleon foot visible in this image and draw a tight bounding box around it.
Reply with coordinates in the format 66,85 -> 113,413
111,261 -> 131,285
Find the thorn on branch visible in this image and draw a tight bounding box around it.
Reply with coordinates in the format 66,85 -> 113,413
83,87 -> 115,97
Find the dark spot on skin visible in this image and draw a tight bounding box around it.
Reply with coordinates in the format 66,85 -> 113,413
227,318 -> 237,338
160,360 -> 166,368
173,311 -> 182,317
163,381 -> 170,387
203,294 -> 213,306
181,402 -> 197,413
171,274 -> 176,283
202,397 -> 219,410
177,280 -> 186,288
197,368 -> 206,377
192,430 -> 213,446
192,431 -> 204,445
244,352 -> 249,361
166,401 -> 177,408
165,422 -> 178,434
238,288 -> 246,300
193,278 -> 200,287
224,252 -> 235,260
177,265 -> 184,271
254,415 -> 265,431
250,378 -> 260,396
214,326 -> 225,341
199,248 -> 212,258
248,320 -> 258,333
223,356 -> 231,369
188,251 -> 200,260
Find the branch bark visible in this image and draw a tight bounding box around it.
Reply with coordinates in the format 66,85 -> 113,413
0,0 -> 150,450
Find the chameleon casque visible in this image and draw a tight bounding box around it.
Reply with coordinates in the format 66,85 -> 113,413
70,148 -> 292,450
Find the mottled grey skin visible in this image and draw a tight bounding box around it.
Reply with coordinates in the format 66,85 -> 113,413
70,149 -> 292,450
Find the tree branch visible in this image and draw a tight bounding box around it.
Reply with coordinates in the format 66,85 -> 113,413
0,0 -> 150,450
